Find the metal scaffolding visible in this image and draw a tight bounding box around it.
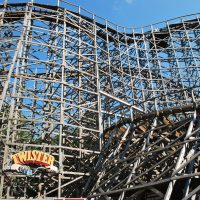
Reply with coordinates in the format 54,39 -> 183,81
1,1 -> 200,199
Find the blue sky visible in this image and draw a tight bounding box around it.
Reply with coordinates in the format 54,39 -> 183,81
4,0 -> 200,28
64,0 -> 200,27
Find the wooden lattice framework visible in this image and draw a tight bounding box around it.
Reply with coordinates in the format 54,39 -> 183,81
1,1 -> 200,199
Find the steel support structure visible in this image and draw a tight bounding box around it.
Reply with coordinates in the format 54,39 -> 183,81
1,1 -> 200,199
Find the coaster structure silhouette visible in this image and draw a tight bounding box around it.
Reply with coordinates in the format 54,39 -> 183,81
1,1 -> 200,199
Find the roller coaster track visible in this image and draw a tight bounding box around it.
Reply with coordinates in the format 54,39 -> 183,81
1,1 -> 200,199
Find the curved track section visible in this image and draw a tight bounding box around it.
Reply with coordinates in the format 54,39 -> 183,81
0,2 -> 200,199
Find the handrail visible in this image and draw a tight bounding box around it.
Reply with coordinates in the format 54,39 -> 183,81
2,0 -> 200,33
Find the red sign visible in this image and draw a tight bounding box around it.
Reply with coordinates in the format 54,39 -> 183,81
54,199 -> 85,200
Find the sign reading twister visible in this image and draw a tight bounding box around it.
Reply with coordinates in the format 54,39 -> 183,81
12,150 -> 55,166
5,151 -> 58,175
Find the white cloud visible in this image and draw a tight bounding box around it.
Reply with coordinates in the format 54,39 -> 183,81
125,0 -> 134,4
113,0 -> 135,12
113,0 -> 121,11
